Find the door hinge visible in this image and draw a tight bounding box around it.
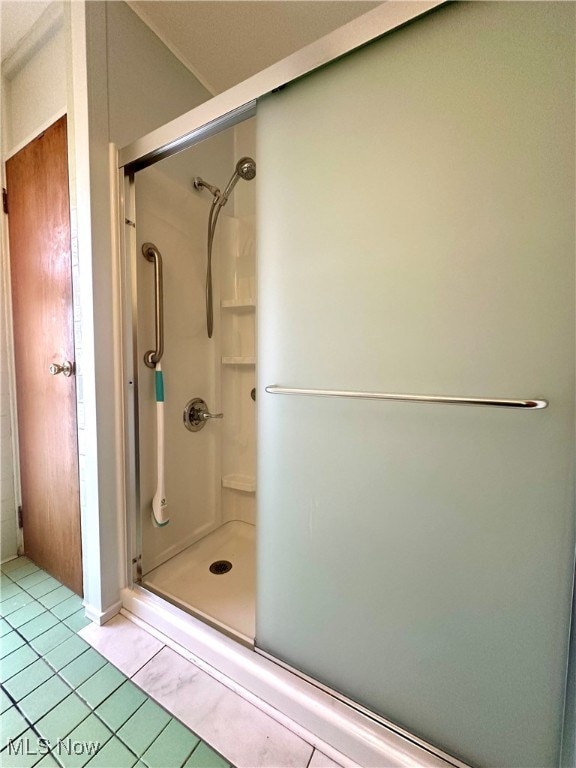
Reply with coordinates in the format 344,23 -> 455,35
17,506 -> 23,529
2,188 -> 8,215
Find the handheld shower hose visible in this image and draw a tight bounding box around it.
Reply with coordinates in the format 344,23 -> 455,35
194,158 -> 256,338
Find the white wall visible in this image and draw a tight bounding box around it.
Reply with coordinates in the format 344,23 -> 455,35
106,2 -> 211,148
6,24 -> 66,152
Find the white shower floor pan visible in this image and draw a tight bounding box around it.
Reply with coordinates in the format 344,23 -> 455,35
142,520 -> 255,644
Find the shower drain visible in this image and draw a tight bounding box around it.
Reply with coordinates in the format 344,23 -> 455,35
209,560 -> 233,575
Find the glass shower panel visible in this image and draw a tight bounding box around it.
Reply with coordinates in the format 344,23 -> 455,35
256,3 -> 575,767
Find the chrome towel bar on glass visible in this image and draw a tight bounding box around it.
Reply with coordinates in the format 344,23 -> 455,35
265,386 -> 548,410
142,242 -> 164,368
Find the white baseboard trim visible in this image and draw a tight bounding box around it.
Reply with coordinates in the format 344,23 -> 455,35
120,586 -> 466,768
84,599 -> 123,626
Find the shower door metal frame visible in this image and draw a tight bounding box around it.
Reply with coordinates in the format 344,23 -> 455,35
117,1 -> 446,174
118,168 -> 143,589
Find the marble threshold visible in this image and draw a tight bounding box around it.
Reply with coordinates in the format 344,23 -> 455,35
79,611 -> 352,768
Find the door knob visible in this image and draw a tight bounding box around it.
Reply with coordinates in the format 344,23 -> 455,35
49,361 -> 75,377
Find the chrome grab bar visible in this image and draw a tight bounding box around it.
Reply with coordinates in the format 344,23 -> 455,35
142,243 -> 164,368
265,386 -> 548,410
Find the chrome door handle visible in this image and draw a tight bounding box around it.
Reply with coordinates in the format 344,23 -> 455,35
49,361 -> 75,377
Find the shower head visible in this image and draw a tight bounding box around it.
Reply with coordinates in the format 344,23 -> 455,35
236,157 -> 256,181
220,157 -> 257,204
194,158 -> 256,207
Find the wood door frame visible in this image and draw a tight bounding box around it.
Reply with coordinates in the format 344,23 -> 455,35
1,108 -> 68,561
5,115 -> 83,593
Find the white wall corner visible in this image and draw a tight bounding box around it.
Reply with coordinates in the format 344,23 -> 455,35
2,1 -> 64,81
84,598 -> 123,626
124,0 -> 218,97
66,0 -> 123,618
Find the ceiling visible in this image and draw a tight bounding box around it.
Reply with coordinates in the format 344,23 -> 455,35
128,1 -> 381,94
1,1 -> 380,92
1,1 -> 53,61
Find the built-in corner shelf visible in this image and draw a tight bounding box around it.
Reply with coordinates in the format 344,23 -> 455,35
222,474 -> 256,493
222,356 -> 255,366
221,299 -> 256,309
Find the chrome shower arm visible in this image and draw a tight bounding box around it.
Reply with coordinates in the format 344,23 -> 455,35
194,177 -> 221,198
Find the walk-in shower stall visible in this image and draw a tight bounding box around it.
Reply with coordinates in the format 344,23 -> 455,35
119,4 -> 576,767
130,120 -> 258,643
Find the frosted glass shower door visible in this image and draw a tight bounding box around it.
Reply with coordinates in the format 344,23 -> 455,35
256,4 -> 575,768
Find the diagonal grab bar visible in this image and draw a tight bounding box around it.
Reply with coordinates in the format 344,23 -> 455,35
142,242 -> 164,368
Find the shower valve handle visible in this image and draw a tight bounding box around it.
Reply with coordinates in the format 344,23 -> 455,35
183,398 -> 223,432
200,409 -> 224,421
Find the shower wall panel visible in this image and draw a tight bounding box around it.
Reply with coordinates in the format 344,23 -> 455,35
135,165 -> 222,573
220,215 -> 257,527
256,3 -> 575,767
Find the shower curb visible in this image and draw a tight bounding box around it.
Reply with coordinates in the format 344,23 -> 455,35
120,586 -> 469,768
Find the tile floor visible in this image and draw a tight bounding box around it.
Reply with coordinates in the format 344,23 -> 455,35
1,557 -> 347,768
0,557 -> 232,768
79,616 -> 345,768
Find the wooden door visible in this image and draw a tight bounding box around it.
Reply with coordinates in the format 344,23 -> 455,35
6,116 -> 82,595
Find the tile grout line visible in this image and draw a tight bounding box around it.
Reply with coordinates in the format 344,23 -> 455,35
3,631 -> 165,768
127,642 -> 167,679
2,583 -> 142,738
3,633 -> 144,762
2,568 -> 139,762
2,560 -> 236,768
123,651 -> 232,767
124,651 -> 252,768
1,623 -> 114,759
